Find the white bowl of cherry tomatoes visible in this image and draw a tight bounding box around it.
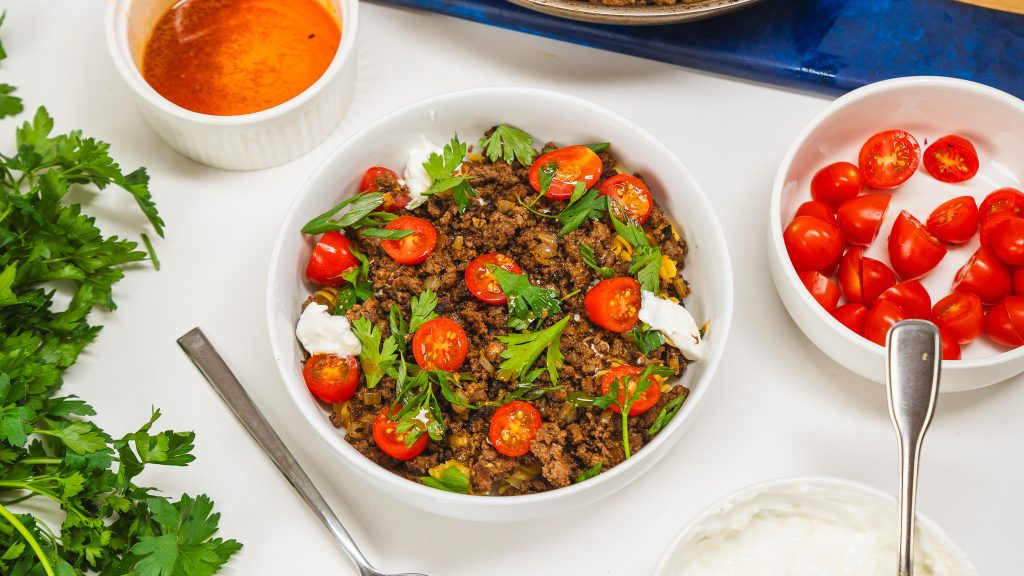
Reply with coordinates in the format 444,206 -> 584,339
769,76 -> 1024,392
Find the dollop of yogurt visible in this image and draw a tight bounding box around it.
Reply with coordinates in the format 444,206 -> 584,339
637,290 -> 703,360
402,135 -> 442,209
295,303 -> 361,357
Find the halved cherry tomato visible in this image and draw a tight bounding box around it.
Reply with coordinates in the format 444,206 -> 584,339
796,200 -> 837,225
600,365 -> 662,416
985,300 -> 1024,347
783,215 -> 844,272
360,166 -> 399,192
837,194 -> 891,246
489,401 -> 542,457
799,270 -> 840,313
931,291 -> 984,344
979,188 -> 1024,222
373,406 -> 428,461
529,145 -> 603,200
381,216 -> 437,265
863,300 -> 909,346
412,317 -> 468,371
940,329 -> 962,361
981,211 -> 1015,249
584,277 -> 641,333
862,257 -> 896,307
1014,268 -> 1024,295
923,135 -> 979,183
988,216 -> 1024,266
858,129 -> 920,189
1005,296 -> 1024,338
811,161 -> 863,207
952,246 -> 1011,305
838,248 -> 865,303
888,211 -> 946,280
302,354 -> 359,403
834,303 -> 869,335
876,280 -> 931,320
306,230 -> 359,286
465,253 -> 522,305
926,196 -> 978,244
599,174 -> 653,224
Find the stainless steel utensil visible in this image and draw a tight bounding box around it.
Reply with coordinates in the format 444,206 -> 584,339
177,328 -> 428,576
885,320 -> 941,576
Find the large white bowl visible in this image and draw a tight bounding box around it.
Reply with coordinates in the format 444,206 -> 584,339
267,87 -> 734,521
768,77 -> 1024,392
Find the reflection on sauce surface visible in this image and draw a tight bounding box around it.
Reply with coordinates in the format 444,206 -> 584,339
142,0 -> 341,116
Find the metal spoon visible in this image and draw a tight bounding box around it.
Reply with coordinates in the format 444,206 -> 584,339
885,320 -> 941,576
177,328 -> 428,576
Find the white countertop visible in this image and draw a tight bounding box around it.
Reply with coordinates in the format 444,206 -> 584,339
2,2 -> 1020,574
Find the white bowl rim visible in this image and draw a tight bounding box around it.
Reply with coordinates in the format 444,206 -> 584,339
266,85 -> 735,507
651,474 -> 973,575
769,75 -> 1024,374
104,0 -> 359,126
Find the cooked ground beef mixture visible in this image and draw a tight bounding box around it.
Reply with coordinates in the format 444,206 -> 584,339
298,128 -> 697,495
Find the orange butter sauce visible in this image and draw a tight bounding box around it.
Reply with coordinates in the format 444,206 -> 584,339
142,0 -> 341,116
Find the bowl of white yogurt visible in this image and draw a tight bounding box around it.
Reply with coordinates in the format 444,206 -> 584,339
653,476 -> 976,576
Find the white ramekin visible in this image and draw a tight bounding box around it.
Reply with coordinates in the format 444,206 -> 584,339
105,0 -> 359,171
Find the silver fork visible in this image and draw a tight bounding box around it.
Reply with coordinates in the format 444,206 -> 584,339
178,328 -> 429,576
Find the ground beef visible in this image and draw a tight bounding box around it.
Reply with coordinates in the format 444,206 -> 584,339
310,135 -> 695,495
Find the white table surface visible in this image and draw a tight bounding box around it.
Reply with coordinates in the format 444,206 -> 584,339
3,2 -> 1021,575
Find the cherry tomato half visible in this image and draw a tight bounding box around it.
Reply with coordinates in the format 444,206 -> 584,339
796,200 -> 837,226
372,406 -> 428,461
979,188 -> 1024,222
599,174 -> 653,224
931,291 -> 984,344
360,166 -> 399,192
529,145 -> 603,200
876,280 -> 931,320
799,270 -> 840,313
862,256 -> 897,307
923,135 -> 979,184
985,300 -> 1024,348
863,300 -> 910,346
783,215 -> 844,272
305,230 -> 359,286
926,196 -> 979,244
412,317 -> 468,371
981,211 -> 1015,250
302,354 -> 359,403
381,216 -> 438,265
940,330 -> 962,361
489,401 -> 542,457
838,247 -> 865,303
584,277 -> 641,333
888,211 -> 946,280
837,193 -> 891,246
811,161 -> 863,207
465,253 -> 522,305
952,246 -> 1011,305
858,130 -> 920,189
988,217 -> 1024,267
834,303 -> 869,335
1005,297 -> 1024,340
600,365 -> 663,416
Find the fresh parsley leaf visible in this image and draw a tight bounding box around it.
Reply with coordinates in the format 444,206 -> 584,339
630,323 -> 664,354
579,243 -> 614,279
489,267 -> 562,331
610,214 -> 662,292
537,161 -> 557,196
409,289 -> 439,333
647,390 -> 689,436
576,462 -> 603,483
357,227 -> 412,240
591,364 -> 676,458
585,142 -> 610,153
422,134 -> 477,213
480,124 -> 535,166
497,316 -> 570,385
302,192 -> 385,235
0,83 -> 22,119
351,318 -> 398,389
499,381 -> 562,404
557,186 -> 608,236
131,494 -> 242,576
421,464 -> 471,494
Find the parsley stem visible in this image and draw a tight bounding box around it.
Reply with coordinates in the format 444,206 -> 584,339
0,501 -> 56,576
622,411 -> 631,459
19,457 -> 62,466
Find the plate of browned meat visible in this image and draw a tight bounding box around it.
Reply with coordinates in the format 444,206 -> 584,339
504,0 -> 762,25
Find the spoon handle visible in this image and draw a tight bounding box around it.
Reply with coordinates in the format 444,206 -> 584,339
177,328 -> 378,576
885,320 -> 942,576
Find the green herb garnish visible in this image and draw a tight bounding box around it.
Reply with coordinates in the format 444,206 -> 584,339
630,323 -> 664,355
579,243 -> 614,279
537,161 -> 558,196
480,124 -> 535,166
585,142 -> 610,153
409,288 -> 439,333
592,364 -> 676,459
557,184 -> 608,236
489,267 -> 563,331
576,462 -> 604,483
351,318 -> 398,389
421,464 -> 471,494
496,316 -> 571,385
0,15 -> 22,119
423,134 -> 477,213
647,390 -> 689,436
301,192 -> 413,239
610,214 -> 662,292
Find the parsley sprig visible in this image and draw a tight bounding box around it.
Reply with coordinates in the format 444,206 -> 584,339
350,318 -> 398,389
479,124 -> 535,166
630,323 -> 665,354
423,134 -> 477,213
489,267 -> 563,331
420,463 -> 471,494
496,316 -> 571,386
0,15 -> 22,119
591,364 -> 677,459
647,390 -> 689,436
579,243 -> 614,279
610,214 -> 662,293
556,182 -> 608,236
301,191 -> 412,239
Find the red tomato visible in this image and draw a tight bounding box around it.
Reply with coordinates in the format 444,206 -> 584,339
923,135 -> 979,183
799,271 -> 840,313
926,196 -> 979,244
988,217 -> 1024,266
858,130 -> 920,189
1014,268 -> 1024,295
862,257 -> 897,307
931,291 -> 984,343
980,211 -> 1014,250
489,401 -> 542,457
1005,296 -> 1024,338
837,247 -> 865,303
302,354 -> 359,403
584,277 -> 641,333
796,200 -> 837,225
528,145 -> 603,200
381,191 -> 411,213
863,300 -> 910,346
979,188 -> 1024,222
599,174 -> 653,224
465,253 -> 522,305
412,317 -> 468,371
783,215 -> 844,272
305,230 -> 359,286
600,365 -> 663,416
940,329 -> 962,361
836,194 -> 891,246
810,161 -> 863,207
952,246 -> 1011,305
888,211 -> 946,280
985,300 -> 1024,347
381,216 -> 437,265
360,166 -> 399,192
834,303 -> 869,335
876,280 -> 931,320
372,406 -> 428,461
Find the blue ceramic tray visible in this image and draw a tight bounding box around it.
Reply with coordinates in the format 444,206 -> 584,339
375,0 -> 1024,98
